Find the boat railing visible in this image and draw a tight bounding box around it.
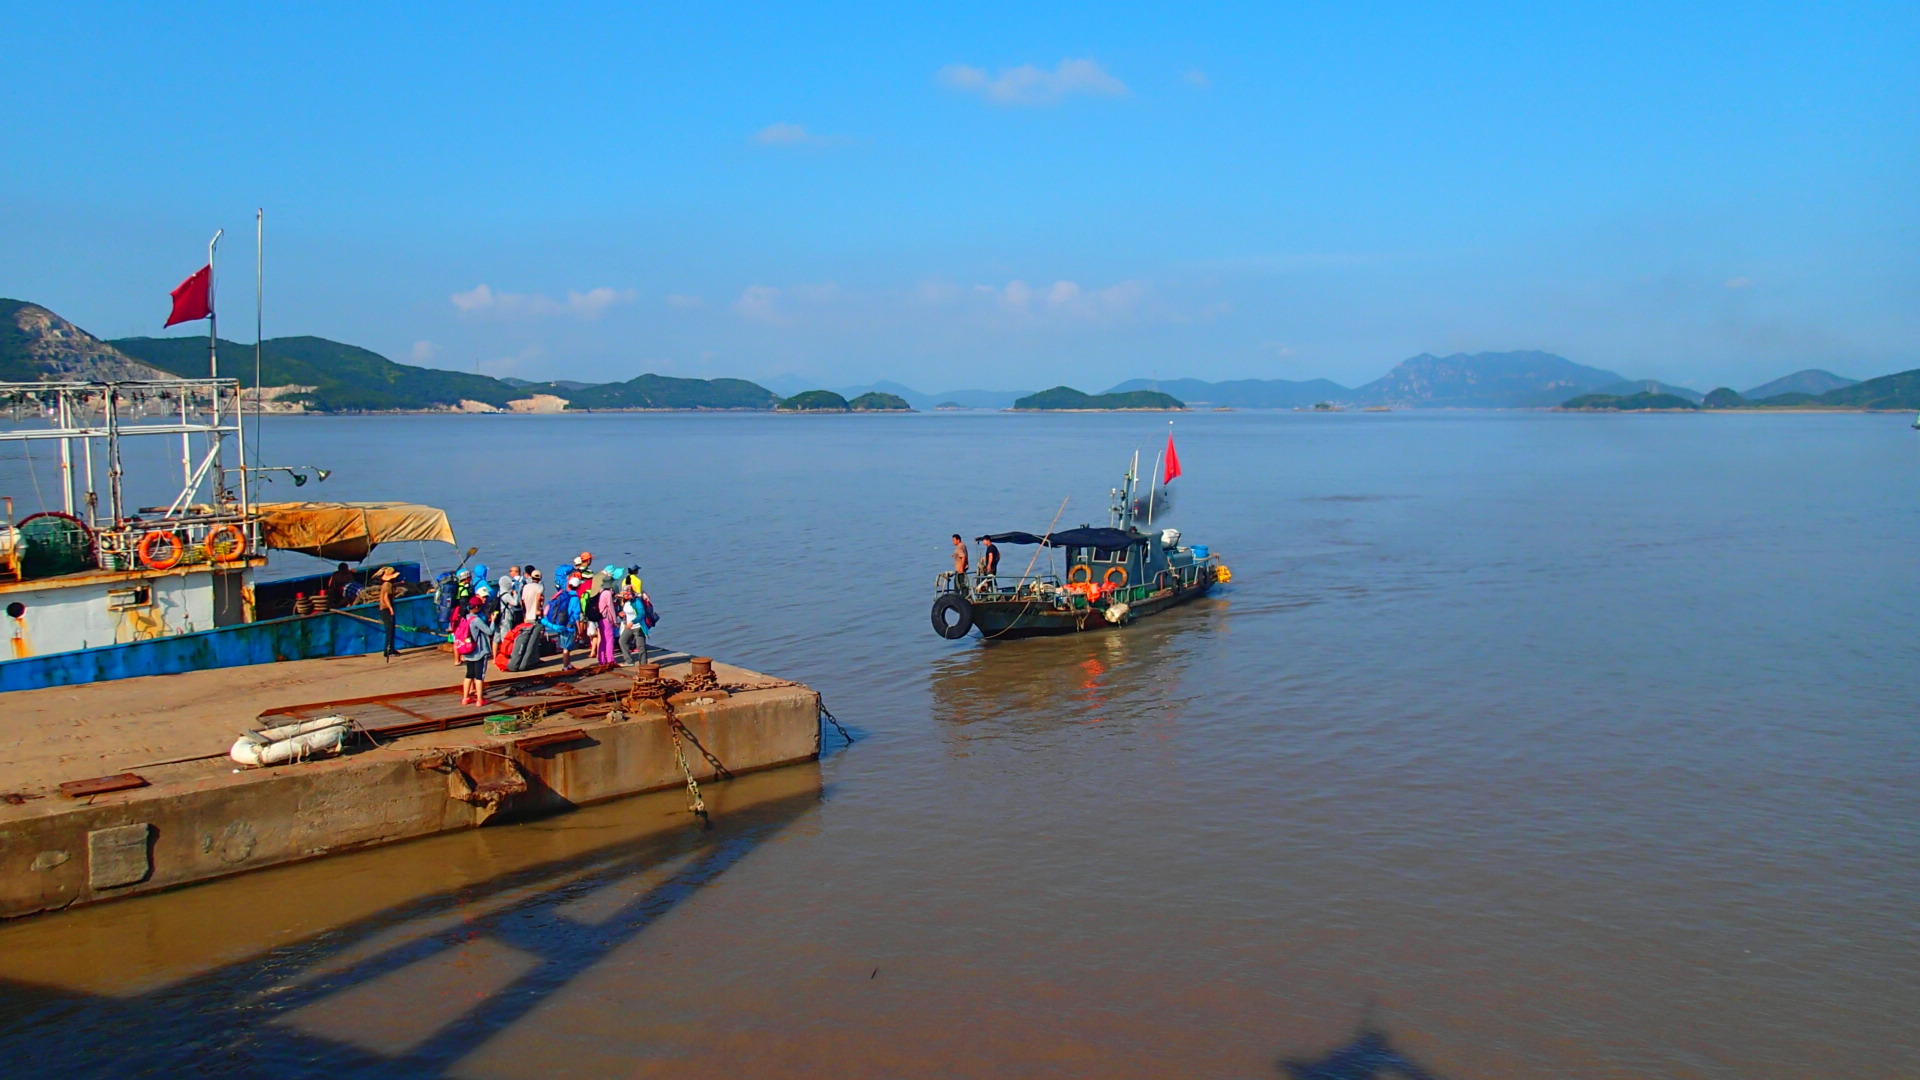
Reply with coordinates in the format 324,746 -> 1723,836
935,571 -> 1062,600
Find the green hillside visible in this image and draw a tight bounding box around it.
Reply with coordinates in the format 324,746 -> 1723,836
561,373 -> 778,410
0,300 -> 39,381
849,391 -> 912,411
777,390 -> 851,412
1012,386 -> 1186,410
1815,368 -> 1920,409
1561,392 -> 1699,411
111,335 -> 783,412
113,334 -> 518,411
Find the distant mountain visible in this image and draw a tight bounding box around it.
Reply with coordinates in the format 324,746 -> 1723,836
1702,388 -> 1747,408
1354,351 -> 1625,408
1561,391 -> 1699,411
1588,380 -> 1703,404
836,380 -> 931,408
2,299 -> 174,382
921,388 -> 1031,410
1813,368 -> 1920,410
834,382 -> 1030,410
501,376 -> 596,391
560,373 -> 777,410
1012,386 -> 1185,411
1743,369 -> 1857,399
1103,377 -> 1352,408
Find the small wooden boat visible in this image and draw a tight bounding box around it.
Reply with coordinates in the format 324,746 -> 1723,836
930,458 -> 1228,640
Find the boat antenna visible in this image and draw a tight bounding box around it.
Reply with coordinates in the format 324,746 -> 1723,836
1146,422 -> 1165,529
1017,496 -> 1070,587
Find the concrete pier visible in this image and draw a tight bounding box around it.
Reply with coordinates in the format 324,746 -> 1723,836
0,649 -> 820,919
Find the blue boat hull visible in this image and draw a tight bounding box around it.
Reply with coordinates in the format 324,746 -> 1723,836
0,594 -> 445,694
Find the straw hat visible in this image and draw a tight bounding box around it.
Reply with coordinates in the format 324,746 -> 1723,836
375,567 -> 400,581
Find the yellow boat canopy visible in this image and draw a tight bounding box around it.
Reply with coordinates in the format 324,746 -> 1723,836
254,501 -> 457,562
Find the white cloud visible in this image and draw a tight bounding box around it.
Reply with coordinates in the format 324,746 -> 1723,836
450,284 -> 637,320
938,58 -> 1128,106
733,285 -> 781,321
752,122 -> 849,147
409,340 -> 439,363
975,278 -> 1149,320
1182,69 -> 1211,89
665,293 -> 705,309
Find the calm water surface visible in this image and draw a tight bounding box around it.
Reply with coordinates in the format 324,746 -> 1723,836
1,410 -> 1915,1078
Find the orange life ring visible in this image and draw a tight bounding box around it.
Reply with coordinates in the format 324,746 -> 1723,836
1068,564 -> 1092,584
137,530 -> 184,571
205,524 -> 247,563
1103,566 -> 1128,588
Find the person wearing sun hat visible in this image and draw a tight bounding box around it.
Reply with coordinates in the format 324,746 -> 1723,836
456,595 -> 494,706
374,566 -> 402,658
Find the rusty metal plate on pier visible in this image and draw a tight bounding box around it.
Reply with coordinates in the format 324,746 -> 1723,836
512,728 -> 589,753
258,665 -> 634,739
59,773 -> 150,799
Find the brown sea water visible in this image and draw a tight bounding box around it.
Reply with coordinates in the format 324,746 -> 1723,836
0,409 -> 1915,1077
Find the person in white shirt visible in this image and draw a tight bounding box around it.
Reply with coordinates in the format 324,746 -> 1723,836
520,566 -> 544,626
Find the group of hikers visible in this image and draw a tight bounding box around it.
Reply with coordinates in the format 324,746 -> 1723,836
433,550 -> 660,707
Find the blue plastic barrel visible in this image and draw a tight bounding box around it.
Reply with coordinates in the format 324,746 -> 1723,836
1191,545 -> 1209,559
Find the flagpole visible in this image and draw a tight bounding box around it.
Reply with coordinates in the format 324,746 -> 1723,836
254,209 -> 263,466
206,228 -> 224,505
207,229 -> 221,380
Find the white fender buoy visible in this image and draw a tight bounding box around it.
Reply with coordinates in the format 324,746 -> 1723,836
230,715 -> 351,767
1103,602 -> 1131,624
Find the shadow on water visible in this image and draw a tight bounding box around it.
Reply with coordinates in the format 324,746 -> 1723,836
0,767 -> 824,1079
926,596 -> 1228,744
1278,1004 -> 1448,1080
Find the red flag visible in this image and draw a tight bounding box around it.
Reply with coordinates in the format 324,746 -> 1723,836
165,265 -> 213,326
1161,431 -> 1181,484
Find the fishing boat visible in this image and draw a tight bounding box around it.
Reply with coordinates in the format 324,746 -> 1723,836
929,452 -> 1229,640
0,377 -> 457,692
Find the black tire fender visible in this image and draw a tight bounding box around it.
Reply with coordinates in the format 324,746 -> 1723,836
930,593 -> 974,639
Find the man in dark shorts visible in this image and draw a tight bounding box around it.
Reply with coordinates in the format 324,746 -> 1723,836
375,566 -> 400,658
950,533 -> 969,594
975,535 -> 1000,593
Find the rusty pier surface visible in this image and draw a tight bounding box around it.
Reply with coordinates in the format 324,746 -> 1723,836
0,648 -> 821,919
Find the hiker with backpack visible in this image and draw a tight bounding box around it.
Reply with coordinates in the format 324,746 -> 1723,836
540,571 -> 583,672
617,586 -> 648,664
454,595 -> 494,706
494,566 -> 523,634
593,570 -> 620,665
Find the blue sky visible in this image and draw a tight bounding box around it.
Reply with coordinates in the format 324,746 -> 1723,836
2,2 -> 1914,391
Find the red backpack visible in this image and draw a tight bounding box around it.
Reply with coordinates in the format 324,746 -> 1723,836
452,616 -> 474,657
494,622 -> 524,673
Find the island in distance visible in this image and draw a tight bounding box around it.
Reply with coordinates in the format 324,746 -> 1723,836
774,390 -> 913,412
8,298 -> 1915,414
1011,386 -> 1186,411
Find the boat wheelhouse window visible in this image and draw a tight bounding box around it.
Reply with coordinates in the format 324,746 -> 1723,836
107,586 -> 153,611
